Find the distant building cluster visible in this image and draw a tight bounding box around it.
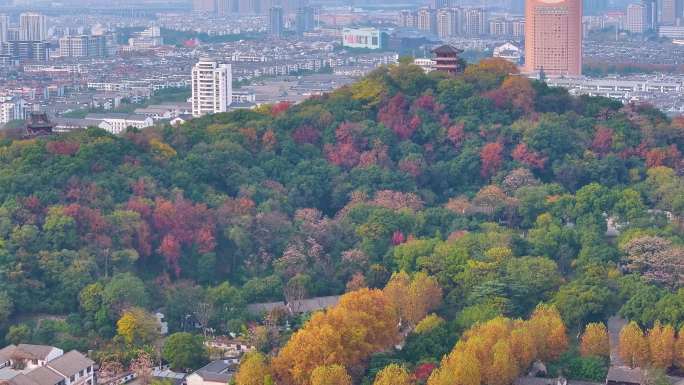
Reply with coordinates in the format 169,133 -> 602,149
0,12 -> 117,65
398,7 -> 513,39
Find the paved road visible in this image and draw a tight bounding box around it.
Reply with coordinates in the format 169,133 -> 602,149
608,316 -> 627,367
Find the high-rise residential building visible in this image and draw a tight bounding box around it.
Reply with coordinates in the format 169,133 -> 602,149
512,18 -> 525,37
296,6 -> 315,35
19,13 -> 47,41
191,59 -> 232,117
399,10 -> 418,28
659,0 -> 683,25
432,0 -> 459,9
463,8 -> 487,36
524,0 -> 582,76
584,0 -> 608,15
0,14 -> 9,44
193,0 -> 216,12
489,18 -> 512,36
626,3 -> 648,33
436,8 -> 459,38
642,0 -> 656,29
417,7 -> 437,34
269,6 -> 284,37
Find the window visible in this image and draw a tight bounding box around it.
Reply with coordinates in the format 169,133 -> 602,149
80,370 -> 84,377
71,375 -> 75,382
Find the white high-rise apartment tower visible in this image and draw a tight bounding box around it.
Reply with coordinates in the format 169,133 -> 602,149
0,14 -> 9,44
191,58 -> 232,117
19,12 -> 47,41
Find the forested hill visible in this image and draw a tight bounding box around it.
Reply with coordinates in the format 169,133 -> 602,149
0,57 -> 683,366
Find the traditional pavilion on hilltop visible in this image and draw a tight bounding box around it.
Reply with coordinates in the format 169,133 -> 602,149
431,44 -> 464,75
25,112 -> 54,137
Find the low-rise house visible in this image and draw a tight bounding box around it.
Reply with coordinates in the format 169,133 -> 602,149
246,295 -> 341,316
84,113 -> 154,134
185,361 -> 235,385
0,346 -> 93,385
46,351 -> 94,385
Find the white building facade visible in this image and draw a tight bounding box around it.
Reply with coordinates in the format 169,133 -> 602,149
191,59 -> 232,117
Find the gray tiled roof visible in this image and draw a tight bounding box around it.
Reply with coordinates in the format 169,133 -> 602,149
47,351 -> 93,377
15,345 -> 55,361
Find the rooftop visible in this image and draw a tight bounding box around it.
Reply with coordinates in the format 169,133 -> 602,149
47,351 -> 94,377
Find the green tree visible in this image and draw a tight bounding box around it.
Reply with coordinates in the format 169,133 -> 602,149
162,332 -> 208,371
0,291 -> 12,325
5,324 -> 31,344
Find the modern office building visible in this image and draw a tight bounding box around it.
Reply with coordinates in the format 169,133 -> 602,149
19,12 -> 47,41
2,40 -> 49,62
269,6 -> 284,37
524,0 -> 582,76
191,59 -> 232,117
59,35 -> 107,57
342,27 -> 388,49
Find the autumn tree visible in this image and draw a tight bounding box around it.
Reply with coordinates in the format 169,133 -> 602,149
373,364 -> 414,385
235,352 -> 274,385
116,307 -> 160,346
580,323 -> 610,358
427,350 -> 481,385
271,289 -> 399,385
488,340 -> 517,385
647,322 -> 675,369
384,271 -> 442,330
619,321 -> 649,368
310,365 -> 352,385
676,326 -> 684,368
527,305 -> 569,362
480,142 -> 504,179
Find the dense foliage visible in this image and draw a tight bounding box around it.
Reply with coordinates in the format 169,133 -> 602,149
1,58 -> 683,382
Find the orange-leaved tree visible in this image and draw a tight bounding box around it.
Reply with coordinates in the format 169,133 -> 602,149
647,321 -> 675,369
271,288 -> 399,385
619,321 -> 649,368
580,322 -> 610,358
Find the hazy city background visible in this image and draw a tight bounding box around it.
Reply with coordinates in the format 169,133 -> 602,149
1,0 -> 683,132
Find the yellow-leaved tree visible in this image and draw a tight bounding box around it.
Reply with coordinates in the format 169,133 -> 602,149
427,305 -> 569,385
427,349 -> 481,385
580,322 -> 610,358
373,364 -> 414,385
310,365 -> 352,385
619,321 -> 650,368
384,271 -> 443,330
647,321 -> 675,369
116,307 -> 159,346
271,288 -> 399,385
676,326 -> 684,368
235,352 -> 273,385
